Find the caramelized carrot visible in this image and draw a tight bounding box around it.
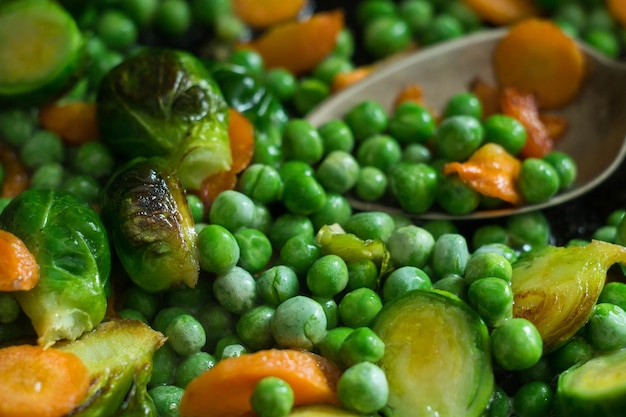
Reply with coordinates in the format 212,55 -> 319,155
538,113 -> 568,140
461,0 -> 539,25
493,18 -> 586,109
227,108 -> 254,174
38,101 -> 99,145
500,87 -> 553,158
242,10 -> 344,75
233,0 -> 307,29
0,344 -> 90,417
196,169 -> 238,212
0,142 -> 29,198
179,349 -> 341,417
608,0 -> 626,27
0,230 -> 39,291
469,78 -> 500,118
393,83 -> 425,108
443,143 -> 523,206
331,66 -> 374,92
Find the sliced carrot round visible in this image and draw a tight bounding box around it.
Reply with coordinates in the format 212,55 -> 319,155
0,344 -> 90,417
608,0 -> 626,28
462,0 -> 539,26
38,101 -> 99,145
493,18 -> 586,109
179,348 -> 341,417
227,108 -> 254,174
0,229 -> 39,291
0,142 -> 29,198
233,0 -> 306,29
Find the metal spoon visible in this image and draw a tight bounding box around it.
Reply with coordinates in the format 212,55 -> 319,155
306,28 -> 626,220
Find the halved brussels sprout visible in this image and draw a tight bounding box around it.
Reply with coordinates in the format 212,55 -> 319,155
0,189 -> 110,347
288,405 -> 362,416
512,240 -> 626,352
101,157 -> 199,293
97,48 -> 231,190
371,289 -> 494,417
57,318 -> 166,417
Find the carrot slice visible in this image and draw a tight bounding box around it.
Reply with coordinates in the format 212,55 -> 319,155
0,230 -> 39,291
0,142 -> 29,198
38,101 -> 99,145
393,83 -> 425,108
196,169 -> 238,212
331,66 -> 374,92
179,349 -> 341,417
233,0 -> 306,29
227,108 -> 254,174
242,10 -> 344,76
538,113 -> 568,140
608,0 -> 626,27
461,0 -> 539,25
493,18 -> 586,109
469,78 -> 500,119
443,143 -> 523,206
0,344 -> 90,417
500,87 -> 553,158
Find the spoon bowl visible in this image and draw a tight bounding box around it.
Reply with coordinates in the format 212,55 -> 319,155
306,29 -> 626,220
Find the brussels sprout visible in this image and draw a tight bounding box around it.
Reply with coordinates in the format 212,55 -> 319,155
288,405 -> 362,416
101,157 -> 199,293
371,289 -> 494,417
0,189 -> 110,347
97,48 -> 231,190
58,318 -> 166,417
511,240 -> 626,352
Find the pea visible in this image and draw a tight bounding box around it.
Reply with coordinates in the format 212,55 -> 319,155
252,137 -> 283,167
436,174 -> 481,215
149,344 -> 177,388
279,234 -> 321,277
149,385 -> 184,417
209,190 -> 255,232
363,16 -> 412,58
483,114 -> 527,155
387,162 -> 438,214
269,213 -> 314,249
306,254 -> 349,297
314,296 -> 339,330
250,377 -> 294,417
0,293 -> 20,324
250,203 -> 273,237
196,304 -> 236,352
315,151 -> 360,194
213,335 -> 246,359
234,228 -> 272,274
271,296 -> 327,350
236,305 -> 275,351
554,3 -> 586,33
118,308 -> 148,323
431,233 -> 470,279
465,252 -> 513,285
174,351 -> 216,388
357,0 -> 397,26
122,285 -> 161,321
312,55 -> 353,85
422,219 -> 458,240
197,224 -> 240,274
387,225 -> 435,268
512,381 -> 554,417
402,143 -> 432,164
434,115 -> 484,161
165,314 -> 206,356
152,307 -> 189,334
281,175 -> 327,215
344,211 -> 395,242
490,318 -> 543,371
399,0 -> 434,36
356,134 -> 402,172
292,78 -> 330,116
185,194 -> 204,224
337,362 -> 389,414
317,119 -> 355,154
592,225 -> 616,242
421,14 -> 464,45
587,7 -> 616,31
506,211 -> 551,250
354,166 -> 388,202
72,141 -> 115,179
584,28 -> 620,58
30,162 -> 65,190
229,49 -> 264,77
443,1 -> 481,32
237,164 -> 283,204
214,13 -> 247,42
472,225 -> 509,250
319,327 -> 354,367
310,193 -> 353,231
61,175 -> 101,205
473,243 -> 519,264
344,100 -> 388,142
443,92 -> 483,119
338,287 -> 383,328
382,266 -> 432,302
467,277 -> 513,328
282,119 -> 324,164
519,157 -> 561,204
122,0 -> 159,27
265,68 -> 297,103
585,302 -> 626,351
548,336 -> 593,373
165,278 -> 212,312
21,130 -> 64,170
487,385 -> 512,417
96,9 -> 137,50
543,151 -> 577,190
598,281 -> 626,312
155,0 -> 191,37
433,274 -> 468,300
221,343 -> 248,359
213,267 -> 258,315
0,109 -> 35,148
346,259 -> 379,291
339,327 -> 385,366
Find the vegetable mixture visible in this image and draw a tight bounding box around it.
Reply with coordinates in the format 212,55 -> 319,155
1,1 -> 626,417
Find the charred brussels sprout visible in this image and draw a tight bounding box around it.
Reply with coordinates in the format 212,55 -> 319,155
101,157 -> 199,293
97,48 -> 231,190
0,189 -> 110,347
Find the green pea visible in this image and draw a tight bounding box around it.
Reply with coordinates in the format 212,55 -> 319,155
387,225 -> 435,268
338,287 -> 383,328
155,0 -> 191,37
344,100 -> 388,142
271,296 -> 327,350
382,266 -> 432,302
318,119 -> 355,154
465,252 -> 513,285
175,351 -> 216,388
388,162 -> 438,214
149,385 -> 184,417
433,274 -> 468,300
346,259 -> 379,291
592,225 -> 616,243
431,233 -> 470,279
282,119 -> 324,164
472,243 -> 519,264
149,344 -> 177,388
310,193 -> 353,231
292,78 -> 330,116
599,282 -> 626,312
186,194 -> 204,224
21,130 -> 64,170
490,318 -> 543,371
314,296 -> 339,330
344,211 -> 395,242
584,28 -> 620,58
213,267 -> 258,315
585,302 -> 626,351
554,3 -> 586,32
443,1 -> 481,32
269,213 -> 314,249
165,314 -> 206,356
548,336 -> 593,373
357,0 -> 397,26
122,0 -> 159,27
487,385 -> 512,417
214,13 -> 247,42
253,136 -> 283,167
506,211 -> 551,250
265,68 -> 297,103
236,305 -> 275,351
422,219 -> 458,240
339,327 -> 385,367
255,266 -> 299,308
165,278 -> 212,312
587,7 -> 616,31
279,234 -> 321,276
0,293 -> 20,324
250,203 -> 273,235
483,114 -> 527,155
399,0 -> 434,36
306,254 -> 349,297
543,151 -> 577,190
0,109 -> 35,148
334,28 -> 355,58
250,377 -> 294,417
122,285 -> 161,321
196,304 -> 236,352
467,277 -> 513,328
313,55 -> 354,85
434,115 -> 484,161
319,327 -> 354,367
443,92 -> 482,119
471,225 -> 509,250
234,228 -> 272,273
402,143 -> 432,164
72,141 -> 115,179
209,190 -> 255,232
421,14 -> 464,45
96,9 -> 138,50
118,308 -> 148,323
281,175 -> 327,215
221,343 -> 248,359
29,162 -> 65,190
388,102 -> 436,146
356,134 -> 402,172
278,160 -> 314,182
213,335 -> 246,360
197,224 -> 240,274
337,362 -> 388,414
512,381 -> 554,417
363,16 -> 412,58
237,164 -> 283,204
518,158 -> 560,204
229,49 -> 264,77
354,166 -> 388,202
61,175 -> 101,205
315,151 -> 360,194
152,307 -> 189,334
436,174 -> 481,215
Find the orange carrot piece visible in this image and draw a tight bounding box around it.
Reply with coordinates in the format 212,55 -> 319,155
233,0 -> 307,29
0,344 -> 90,417
0,142 -> 29,198
461,0 -> 539,25
227,108 -> 254,174
196,169 -> 238,211
0,230 -> 39,292
500,87 -> 553,158
393,83 -> 425,108
538,113 -> 568,140
493,18 -> 586,109
443,143 -> 523,206
179,349 -> 341,417
469,78 -> 500,118
38,101 -> 99,145
331,66 -> 374,92
608,0 -> 626,27
242,10 -> 344,76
